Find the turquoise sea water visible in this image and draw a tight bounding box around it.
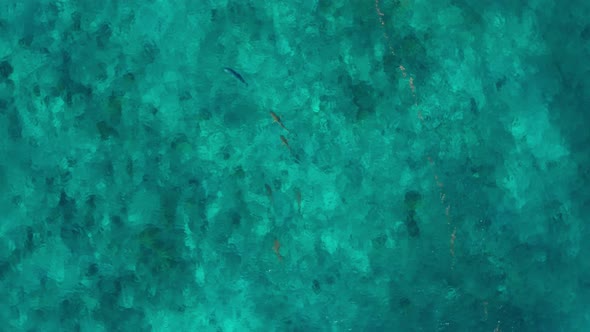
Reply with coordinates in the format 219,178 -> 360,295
1,0 -> 589,331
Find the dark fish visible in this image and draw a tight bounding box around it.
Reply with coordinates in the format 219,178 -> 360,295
223,67 -> 248,85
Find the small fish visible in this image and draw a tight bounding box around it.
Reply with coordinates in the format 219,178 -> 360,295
273,239 -> 282,261
280,135 -> 291,152
265,183 -> 273,204
294,188 -> 302,214
223,67 -> 248,85
270,111 -> 289,132
280,135 -> 301,163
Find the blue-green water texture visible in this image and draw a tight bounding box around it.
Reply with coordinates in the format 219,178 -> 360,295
1,0 -> 589,331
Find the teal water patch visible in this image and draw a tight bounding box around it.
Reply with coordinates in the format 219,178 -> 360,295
0,0 -> 589,331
